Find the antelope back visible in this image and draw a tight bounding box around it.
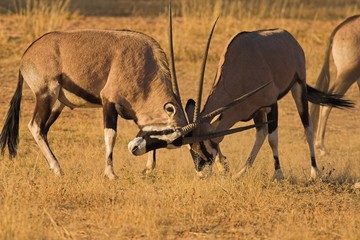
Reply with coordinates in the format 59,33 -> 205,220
20,30 -> 186,128
331,16 -> 360,73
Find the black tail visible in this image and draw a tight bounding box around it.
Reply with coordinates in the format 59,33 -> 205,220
306,85 -> 354,109
0,71 -> 23,158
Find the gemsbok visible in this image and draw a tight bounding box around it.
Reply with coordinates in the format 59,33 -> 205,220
310,15 -> 359,156
129,26 -> 353,180
0,26 -> 192,179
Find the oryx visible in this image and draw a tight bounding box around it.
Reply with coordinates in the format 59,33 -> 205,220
310,15 -> 359,156
129,25 -> 353,180
0,27 -> 189,179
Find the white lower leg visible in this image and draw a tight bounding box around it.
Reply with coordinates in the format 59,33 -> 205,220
234,125 -> 267,179
28,122 -> 63,175
104,128 -> 118,180
305,126 -> 320,179
268,129 -> 284,180
143,151 -> 156,174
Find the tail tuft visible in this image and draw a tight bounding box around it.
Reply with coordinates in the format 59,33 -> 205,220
307,85 -> 354,109
0,72 -> 23,159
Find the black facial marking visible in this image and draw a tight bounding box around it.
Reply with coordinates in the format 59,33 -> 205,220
145,137 -> 168,152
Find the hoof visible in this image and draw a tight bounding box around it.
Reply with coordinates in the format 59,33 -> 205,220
310,167 -> 321,179
141,168 -> 153,175
52,165 -> 64,176
105,173 -> 119,180
319,149 -> 329,156
272,169 -> 284,181
316,144 -> 329,156
104,167 -> 119,180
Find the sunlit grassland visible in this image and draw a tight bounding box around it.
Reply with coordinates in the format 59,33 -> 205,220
0,0 -> 359,239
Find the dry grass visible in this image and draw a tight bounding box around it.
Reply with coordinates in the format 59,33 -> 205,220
13,0 -> 76,42
0,1 -> 360,239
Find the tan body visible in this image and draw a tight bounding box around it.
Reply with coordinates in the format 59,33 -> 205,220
310,15 -> 360,156
22,30 -> 183,126
1,29 -> 186,178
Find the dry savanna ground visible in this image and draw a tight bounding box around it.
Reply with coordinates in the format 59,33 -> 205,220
0,1 -> 360,239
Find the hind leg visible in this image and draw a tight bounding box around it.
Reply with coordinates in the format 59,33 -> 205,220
267,103 -> 284,181
28,89 -> 63,175
44,101 -> 65,134
233,111 -> 268,179
291,81 -> 319,179
315,105 -> 332,156
316,75 -> 355,155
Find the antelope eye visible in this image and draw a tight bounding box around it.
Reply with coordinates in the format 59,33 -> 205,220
166,106 -> 174,113
164,102 -> 176,116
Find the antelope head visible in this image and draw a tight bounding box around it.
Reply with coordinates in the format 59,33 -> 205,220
128,2 -> 270,166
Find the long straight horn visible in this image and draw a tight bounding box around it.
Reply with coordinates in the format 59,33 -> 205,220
169,0 -> 181,104
180,121 -> 272,145
193,16 -> 219,122
179,81 -> 272,136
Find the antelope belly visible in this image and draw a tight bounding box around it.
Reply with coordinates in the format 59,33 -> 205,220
59,89 -> 101,108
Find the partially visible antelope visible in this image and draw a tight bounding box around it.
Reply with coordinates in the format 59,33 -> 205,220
0,27 -> 191,179
310,15 -> 359,156
129,26 -> 353,180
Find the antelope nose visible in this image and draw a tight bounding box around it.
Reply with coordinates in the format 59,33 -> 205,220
131,146 -> 138,154
128,137 -> 146,156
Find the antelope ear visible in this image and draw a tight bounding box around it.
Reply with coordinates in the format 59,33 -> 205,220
164,102 -> 176,118
185,99 -> 195,123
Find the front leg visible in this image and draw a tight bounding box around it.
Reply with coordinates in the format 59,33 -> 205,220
103,100 -> 118,180
233,111 -> 268,180
142,150 -> 156,175
214,146 -> 229,174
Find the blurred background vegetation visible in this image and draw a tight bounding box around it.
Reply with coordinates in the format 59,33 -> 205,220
0,0 -> 359,20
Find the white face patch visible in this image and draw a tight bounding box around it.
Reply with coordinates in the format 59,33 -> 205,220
149,129 -> 181,143
142,125 -> 174,132
128,137 -> 147,155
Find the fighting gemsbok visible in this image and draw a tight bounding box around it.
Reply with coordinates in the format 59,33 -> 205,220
310,15 -> 359,156
0,27 -> 191,179
0,2 -> 262,179
129,26 -> 353,180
